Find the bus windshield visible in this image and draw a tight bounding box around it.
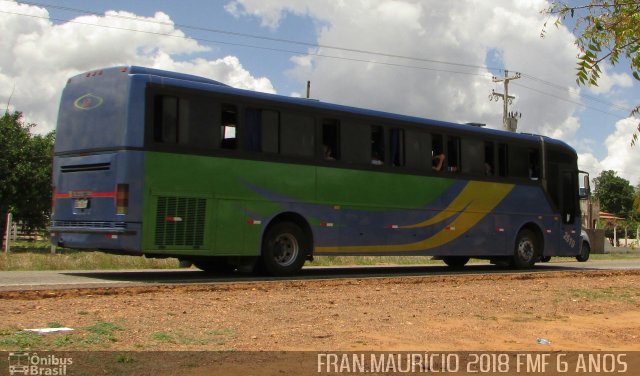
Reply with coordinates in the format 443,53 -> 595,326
55,69 -> 129,153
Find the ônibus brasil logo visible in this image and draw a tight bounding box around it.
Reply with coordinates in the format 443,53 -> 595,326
8,352 -> 72,375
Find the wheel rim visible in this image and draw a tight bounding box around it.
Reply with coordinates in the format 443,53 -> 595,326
273,233 -> 299,267
581,243 -> 590,258
517,238 -> 535,262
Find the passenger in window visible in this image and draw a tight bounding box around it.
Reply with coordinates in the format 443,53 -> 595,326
323,144 -> 336,161
432,149 -> 445,171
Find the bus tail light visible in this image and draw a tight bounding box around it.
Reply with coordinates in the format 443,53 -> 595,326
116,184 -> 129,215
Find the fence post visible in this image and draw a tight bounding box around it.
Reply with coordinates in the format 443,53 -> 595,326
4,213 -> 12,254
10,221 -> 17,241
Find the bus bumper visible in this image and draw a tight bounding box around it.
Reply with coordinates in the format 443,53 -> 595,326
50,222 -> 142,254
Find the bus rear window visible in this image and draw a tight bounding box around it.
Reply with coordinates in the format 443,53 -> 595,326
55,72 -> 128,153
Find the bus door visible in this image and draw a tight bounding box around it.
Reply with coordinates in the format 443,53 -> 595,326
558,167 -> 580,254
546,161 -> 580,256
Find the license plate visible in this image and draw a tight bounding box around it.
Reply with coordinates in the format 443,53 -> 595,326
74,198 -> 89,209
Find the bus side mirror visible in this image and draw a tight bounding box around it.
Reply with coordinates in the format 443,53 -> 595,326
579,173 -> 590,199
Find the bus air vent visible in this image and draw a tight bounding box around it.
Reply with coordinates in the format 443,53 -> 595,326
61,163 -> 111,173
154,197 -> 206,247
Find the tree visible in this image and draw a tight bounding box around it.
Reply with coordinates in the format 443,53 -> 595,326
0,111 -> 55,233
633,183 -> 640,212
593,170 -> 635,217
543,1 -> 640,144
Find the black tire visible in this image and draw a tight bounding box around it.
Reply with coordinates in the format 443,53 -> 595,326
576,240 -> 590,262
442,256 -> 470,268
512,229 -> 540,269
540,256 -> 551,263
193,257 -> 235,274
260,221 -> 309,276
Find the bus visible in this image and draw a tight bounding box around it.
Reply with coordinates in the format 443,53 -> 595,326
51,66 -> 585,276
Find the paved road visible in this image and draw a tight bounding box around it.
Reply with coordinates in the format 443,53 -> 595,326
1,259 -> 639,292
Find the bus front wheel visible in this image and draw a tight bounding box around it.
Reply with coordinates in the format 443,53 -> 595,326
512,229 -> 540,269
576,240 -> 590,262
260,221 -> 308,276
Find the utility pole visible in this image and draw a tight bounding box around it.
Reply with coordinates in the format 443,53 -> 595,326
490,70 -> 521,132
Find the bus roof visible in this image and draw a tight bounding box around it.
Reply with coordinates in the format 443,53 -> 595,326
90,66 -> 574,152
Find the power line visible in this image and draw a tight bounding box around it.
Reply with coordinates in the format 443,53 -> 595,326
513,82 -> 632,120
10,0 -> 503,73
0,8 -> 491,78
0,1 -> 636,119
520,72 -> 634,113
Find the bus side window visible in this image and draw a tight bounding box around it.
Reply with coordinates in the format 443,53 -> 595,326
447,136 -> 460,173
261,110 -> 280,153
322,119 -> 340,161
341,122 -> 369,165
405,130 -> 430,171
220,104 -> 238,150
529,149 -> 540,179
154,95 -> 178,144
484,141 -> 494,176
506,146 -> 540,179
509,145 -> 532,178
498,143 -> 508,177
432,134 -> 444,171
244,108 -> 279,153
461,138 -> 483,174
245,108 -> 261,152
281,112 -> 314,157
186,97 -> 218,150
390,128 -> 405,167
371,126 -> 385,166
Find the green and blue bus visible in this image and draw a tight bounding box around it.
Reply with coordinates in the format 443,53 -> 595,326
51,66 -> 584,275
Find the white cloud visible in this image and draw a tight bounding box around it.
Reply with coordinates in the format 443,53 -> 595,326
224,0 -> 311,29
599,117 -> 640,185
586,67 -> 634,95
577,152 -> 603,179
228,0 -> 582,138
0,1 -> 274,133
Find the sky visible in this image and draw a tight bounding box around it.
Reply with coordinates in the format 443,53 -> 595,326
1,0 -> 639,185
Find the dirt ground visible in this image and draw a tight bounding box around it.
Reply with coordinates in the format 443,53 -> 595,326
1,269 -> 639,353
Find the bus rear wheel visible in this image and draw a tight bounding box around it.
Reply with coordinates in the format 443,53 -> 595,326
442,256 -> 470,268
260,221 -> 308,276
512,229 -> 540,269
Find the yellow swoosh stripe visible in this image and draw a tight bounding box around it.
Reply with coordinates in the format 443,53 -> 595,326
315,181 -> 514,254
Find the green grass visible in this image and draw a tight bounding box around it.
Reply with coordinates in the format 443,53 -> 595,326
0,330 -> 42,349
0,321 -> 129,350
0,241 -> 180,271
149,327 -> 236,348
152,332 -> 175,343
565,287 -> 640,303
86,321 -> 125,340
306,255 -> 444,266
